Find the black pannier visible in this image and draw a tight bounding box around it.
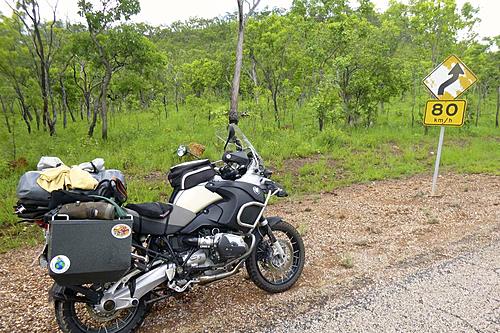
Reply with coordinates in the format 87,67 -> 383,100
167,159 -> 215,190
47,217 -> 133,286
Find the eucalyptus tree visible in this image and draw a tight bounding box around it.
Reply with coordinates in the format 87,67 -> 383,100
8,0 -> 59,134
463,37 -> 500,126
68,28 -> 101,121
0,15 -> 36,132
246,12 -> 303,127
77,0 -> 141,139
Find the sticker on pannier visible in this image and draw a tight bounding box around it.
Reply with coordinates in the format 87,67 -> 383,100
50,255 -> 71,274
111,223 -> 132,239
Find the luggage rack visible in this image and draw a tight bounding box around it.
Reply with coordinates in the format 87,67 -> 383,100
49,214 -> 134,221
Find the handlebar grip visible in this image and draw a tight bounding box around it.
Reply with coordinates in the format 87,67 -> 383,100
263,180 -> 288,197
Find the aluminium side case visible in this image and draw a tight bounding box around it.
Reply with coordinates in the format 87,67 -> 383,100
47,217 -> 133,286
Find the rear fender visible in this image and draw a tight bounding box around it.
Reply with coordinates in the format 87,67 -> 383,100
48,283 -> 100,304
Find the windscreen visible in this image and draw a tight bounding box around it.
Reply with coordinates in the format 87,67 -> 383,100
218,125 -> 264,168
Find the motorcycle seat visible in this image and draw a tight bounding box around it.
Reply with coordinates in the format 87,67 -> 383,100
124,202 -> 196,235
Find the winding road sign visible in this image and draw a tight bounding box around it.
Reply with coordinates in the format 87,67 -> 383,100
423,55 -> 477,100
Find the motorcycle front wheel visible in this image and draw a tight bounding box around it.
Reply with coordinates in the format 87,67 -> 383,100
246,220 -> 305,293
54,286 -> 150,333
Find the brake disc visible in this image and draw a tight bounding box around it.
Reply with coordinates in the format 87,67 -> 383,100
84,304 -> 123,323
266,239 -> 293,274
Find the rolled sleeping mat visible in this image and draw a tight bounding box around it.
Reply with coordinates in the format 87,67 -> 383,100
57,202 -> 116,220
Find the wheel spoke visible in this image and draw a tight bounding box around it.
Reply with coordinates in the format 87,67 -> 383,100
255,228 -> 302,285
67,286 -> 140,333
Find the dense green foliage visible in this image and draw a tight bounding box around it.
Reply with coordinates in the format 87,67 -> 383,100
0,0 -> 498,251
1,0 -> 498,136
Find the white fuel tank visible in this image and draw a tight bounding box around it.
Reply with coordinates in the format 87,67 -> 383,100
172,183 -> 222,213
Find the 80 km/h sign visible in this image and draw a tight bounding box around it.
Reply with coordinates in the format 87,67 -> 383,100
423,100 -> 466,127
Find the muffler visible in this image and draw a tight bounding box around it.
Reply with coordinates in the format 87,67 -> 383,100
97,262 -> 176,312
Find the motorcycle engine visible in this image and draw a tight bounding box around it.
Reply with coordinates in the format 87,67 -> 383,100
183,233 -> 248,268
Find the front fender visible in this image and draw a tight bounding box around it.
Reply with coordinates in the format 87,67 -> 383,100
266,216 -> 283,227
252,217 -> 283,244
252,217 -> 283,242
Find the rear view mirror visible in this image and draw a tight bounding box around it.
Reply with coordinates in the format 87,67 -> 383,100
176,145 -> 188,157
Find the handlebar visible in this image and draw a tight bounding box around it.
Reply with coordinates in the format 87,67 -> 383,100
263,180 -> 288,197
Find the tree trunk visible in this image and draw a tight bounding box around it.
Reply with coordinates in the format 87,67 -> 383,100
272,89 -> 280,128
161,94 -> 167,119
0,95 -> 12,133
283,95 -> 287,123
48,78 -> 57,134
175,84 -> 179,113
250,50 -> 259,104
229,0 -> 245,125
60,76 -> 75,125
139,89 -> 147,109
84,92 -> 91,121
100,66 -> 112,140
15,89 -> 32,134
34,108 -> 41,130
21,1 -> 56,135
341,97 -> 351,126
10,101 -> 16,160
475,86 -> 481,127
411,76 -> 416,127
496,86 -> 499,128
79,103 -> 84,120
318,116 -> 324,131
35,32 -> 54,135
62,100 -> 67,129
88,92 -> 100,137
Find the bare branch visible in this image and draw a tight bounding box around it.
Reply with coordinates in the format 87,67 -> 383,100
245,0 -> 261,17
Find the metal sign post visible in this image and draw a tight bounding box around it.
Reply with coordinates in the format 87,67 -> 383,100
422,55 -> 477,196
431,126 -> 445,196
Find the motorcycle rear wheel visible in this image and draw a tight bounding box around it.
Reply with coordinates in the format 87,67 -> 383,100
54,287 -> 150,333
246,220 -> 305,293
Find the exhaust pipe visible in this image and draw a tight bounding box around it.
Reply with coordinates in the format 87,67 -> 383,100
97,263 -> 175,312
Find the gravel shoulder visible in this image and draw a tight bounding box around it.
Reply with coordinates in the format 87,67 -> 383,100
269,238 -> 500,333
0,172 -> 498,333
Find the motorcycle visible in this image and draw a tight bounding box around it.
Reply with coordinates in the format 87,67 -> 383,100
41,124 -> 305,332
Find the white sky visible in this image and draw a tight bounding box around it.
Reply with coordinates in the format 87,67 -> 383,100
0,0 -> 498,39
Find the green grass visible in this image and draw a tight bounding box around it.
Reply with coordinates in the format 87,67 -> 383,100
340,252 -> 355,269
0,96 -> 498,252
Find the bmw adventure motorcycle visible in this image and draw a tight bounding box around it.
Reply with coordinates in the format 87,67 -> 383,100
40,124 -> 305,332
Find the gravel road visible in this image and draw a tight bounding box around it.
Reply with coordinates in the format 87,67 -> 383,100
0,173 -> 498,332
269,239 -> 500,333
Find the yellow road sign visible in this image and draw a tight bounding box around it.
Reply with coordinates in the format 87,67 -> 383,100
423,100 -> 466,127
423,55 -> 477,100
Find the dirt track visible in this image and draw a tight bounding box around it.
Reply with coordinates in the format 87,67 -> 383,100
0,173 -> 498,332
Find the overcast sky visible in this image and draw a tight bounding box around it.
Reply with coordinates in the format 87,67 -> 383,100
0,0 -> 498,39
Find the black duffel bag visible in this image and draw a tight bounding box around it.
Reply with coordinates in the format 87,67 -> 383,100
48,178 -> 127,210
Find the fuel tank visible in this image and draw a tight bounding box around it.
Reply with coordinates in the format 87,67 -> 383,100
179,180 -> 266,234
172,183 -> 223,213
